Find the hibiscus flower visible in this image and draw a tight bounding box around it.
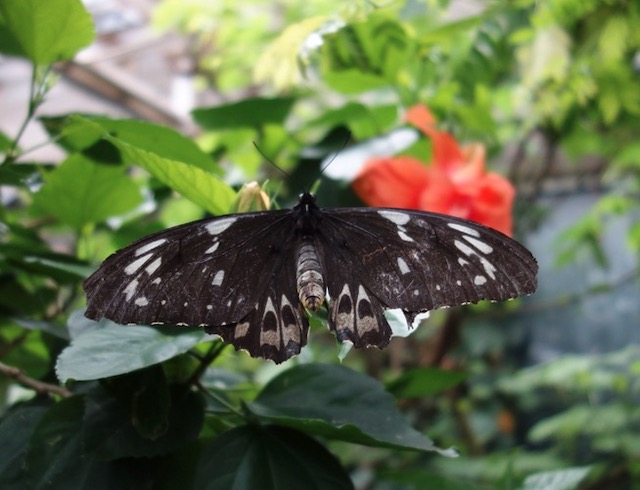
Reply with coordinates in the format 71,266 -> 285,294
352,104 -> 515,236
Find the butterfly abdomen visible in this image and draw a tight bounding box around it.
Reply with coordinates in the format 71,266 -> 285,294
296,242 -> 325,311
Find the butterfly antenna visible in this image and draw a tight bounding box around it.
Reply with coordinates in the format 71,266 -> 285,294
319,131 -> 352,175
252,141 -> 291,180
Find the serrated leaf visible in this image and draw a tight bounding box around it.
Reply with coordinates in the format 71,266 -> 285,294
248,364 -> 454,454
192,96 -> 296,130
32,154 -> 143,229
320,14 -> 415,94
193,425 -> 353,490
68,116 -> 236,216
56,320 -> 206,381
0,0 -> 94,64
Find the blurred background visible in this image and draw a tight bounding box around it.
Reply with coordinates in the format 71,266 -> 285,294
1,1 -> 639,489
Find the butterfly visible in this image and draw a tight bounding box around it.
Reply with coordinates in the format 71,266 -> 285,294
83,192 -> 538,363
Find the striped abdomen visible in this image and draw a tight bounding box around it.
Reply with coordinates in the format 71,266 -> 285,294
296,242 -> 324,311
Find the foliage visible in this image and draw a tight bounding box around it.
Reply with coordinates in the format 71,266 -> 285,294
1,0 -> 639,488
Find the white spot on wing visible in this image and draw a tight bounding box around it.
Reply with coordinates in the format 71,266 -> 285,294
206,304 -> 213,310
136,239 -> 167,256
458,257 -> 469,266
454,240 -> 474,256
398,230 -> 414,242
447,222 -> 480,237
161,299 -> 166,305
479,258 -> 497,280
151,277 -> 161,285
212,270 -> 225,286
205,242 -> 220,254
463,235 -> 494,254
205,217 -> 237,236
474,275 -> 487,285
397,257 -> 410,274
145,257 -> 162,275
123,280 -> 139,301
135,297 -> 148,306
124,253 -> 152,275
378,210 -> 410,225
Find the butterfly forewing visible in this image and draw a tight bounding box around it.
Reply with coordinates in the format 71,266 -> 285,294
84,192 -> 537,363
84,210 -> 296,328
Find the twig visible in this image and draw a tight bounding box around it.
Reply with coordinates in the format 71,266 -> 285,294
0,361 -> 71,398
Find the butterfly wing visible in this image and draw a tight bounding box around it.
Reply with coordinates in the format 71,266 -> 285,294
318,207 -> 538,347
204,261 -> 309,363
84,210 -> 298,330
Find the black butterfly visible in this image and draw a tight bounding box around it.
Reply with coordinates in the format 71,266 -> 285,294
84,192 -> 537,363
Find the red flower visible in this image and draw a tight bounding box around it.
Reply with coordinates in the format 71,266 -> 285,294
352,104 -> 515,236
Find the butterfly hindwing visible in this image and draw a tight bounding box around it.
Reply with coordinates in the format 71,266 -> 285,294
204,264 -> 309,363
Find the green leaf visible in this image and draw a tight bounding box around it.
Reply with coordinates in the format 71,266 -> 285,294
32,154 -> 143,229
42,115 -> 221,173
519,467 -> 591,490
248,364 -> 453,454
387,367 -> 467,398
24,396 -> 110,489
68,116 -> 237,216
193,425 -> 353,490
0,0 -> 94,64
192,96 -> 296,130
306,102 -> 398,139
0,404 -> 49,488
320,14 -> 415,94
56,319 -> 206,381
0,162 -> 43,187
82,382 -> 204,459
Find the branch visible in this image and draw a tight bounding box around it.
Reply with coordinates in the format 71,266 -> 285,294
0,361 -> 71,398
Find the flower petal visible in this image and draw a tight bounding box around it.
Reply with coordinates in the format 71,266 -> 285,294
405,104 -> 438,135
353,156 -> 430,208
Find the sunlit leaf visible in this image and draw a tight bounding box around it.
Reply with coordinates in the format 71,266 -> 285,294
32,154 -> 143,229
56,320 -> 206,382
0,0 -> 94,64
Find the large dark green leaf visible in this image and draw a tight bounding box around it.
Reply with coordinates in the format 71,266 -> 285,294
31,154 -> 143,229
0,404 -> 49,489
192,97 -> 296,130
56,318 -> 206,382
0,0 -> 94,64
248,364 -> 454,454
24,396 -> 111,489
193,425 -> 353,490
82,381 -> 204,459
